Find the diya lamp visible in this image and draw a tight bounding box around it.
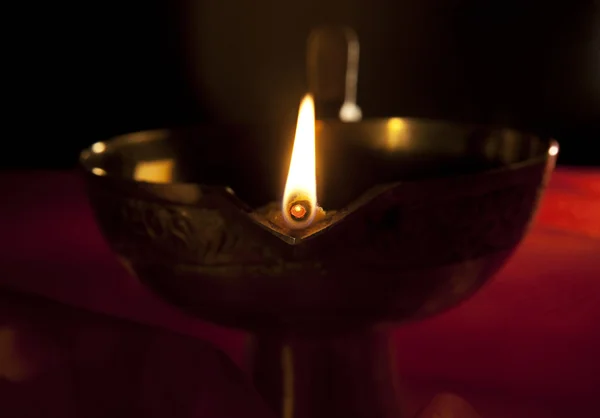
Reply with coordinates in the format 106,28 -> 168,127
80,27 -> 558,418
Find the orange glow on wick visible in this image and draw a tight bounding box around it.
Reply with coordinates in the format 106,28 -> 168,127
291,203 -> 307,220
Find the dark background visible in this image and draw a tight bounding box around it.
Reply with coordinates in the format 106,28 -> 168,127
4,0 -> 599,169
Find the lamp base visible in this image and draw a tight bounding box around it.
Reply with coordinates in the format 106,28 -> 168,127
250,327 -> 406,418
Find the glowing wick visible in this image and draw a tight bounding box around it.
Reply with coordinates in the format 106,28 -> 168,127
289,202 -> 310,222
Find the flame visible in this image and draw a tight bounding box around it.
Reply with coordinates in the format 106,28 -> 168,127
282,94 -> 318,229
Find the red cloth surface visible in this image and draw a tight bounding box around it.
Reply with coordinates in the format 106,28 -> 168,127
1,169 -> 599,417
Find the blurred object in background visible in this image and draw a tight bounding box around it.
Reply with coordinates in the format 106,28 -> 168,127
307,25 -> 363,121
3,0 -> 599,168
